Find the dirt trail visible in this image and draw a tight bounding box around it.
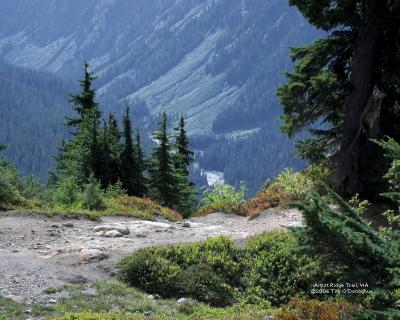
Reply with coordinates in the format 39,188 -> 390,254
0,208 -> 302,304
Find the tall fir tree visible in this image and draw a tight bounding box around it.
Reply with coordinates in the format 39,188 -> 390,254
173,114 -> 196,216
54,63 -> 102,185
174,114 -> 194,176
133,130 -> 147,197
120,106 -> 138,196
278,0 -> 400,197
149,112 -> 176,207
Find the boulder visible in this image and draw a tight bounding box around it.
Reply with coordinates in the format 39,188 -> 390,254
79,248 -> 108,261
104,230 -> 123,238
93,224 -> 130,235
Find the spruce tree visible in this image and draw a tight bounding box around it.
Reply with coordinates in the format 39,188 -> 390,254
278,1 -> 400,196
149,112 -> 176,207
173,114 -> 196,216
55,63 -> 102,185
99,113 -> 122,187
133,130 -> 147,197
174,114 -> 194,176
120,106 -> 138,196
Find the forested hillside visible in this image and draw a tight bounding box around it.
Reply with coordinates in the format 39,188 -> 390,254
0,61 -> 71,178
0,0 -> 320,193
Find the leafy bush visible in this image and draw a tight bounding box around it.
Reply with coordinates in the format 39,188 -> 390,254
118,232 -> 320,307
53,176 -> 81,207
0,160 -> 22,206
196,183 -> 247,216
118,237 -> 240,307
240,231 -> 319,306
20,175 -> 45,200
82,175 -> 104,210
275,298 -> 361,320
118,249 -> 181,296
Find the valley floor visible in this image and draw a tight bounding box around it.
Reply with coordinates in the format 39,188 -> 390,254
0,209 -> 301,305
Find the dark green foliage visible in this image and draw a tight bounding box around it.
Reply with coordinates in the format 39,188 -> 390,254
82,175 -> 104,210
174,115 -> 194,176
0,159 -> 21,206
240,232 -> 319,306
133,131 -> 147,198
173,115 -> 196,217
278,0 -> 400,196
118,232 -> 319,307
296,186 -> 400,314
148,112 -> 176,208
120,107 -> 139,196
55,63 -> 102,185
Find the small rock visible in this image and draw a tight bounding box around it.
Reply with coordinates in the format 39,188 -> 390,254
79,248 -> 108,261
143,311 -> 154,317
136,233 -> 147,238
49,232 -> 59,237
66,275 -> 88,284
24,309 -> 32,314
48,299 -> 57,304
147,294 -> 155,300
62,222 -> 74,228
181,221 -> 191,228
104,230 -> 123,238
50,224 -> 59,228
177,297 -> 190,305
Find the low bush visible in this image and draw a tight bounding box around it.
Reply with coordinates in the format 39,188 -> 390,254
82,176 -> 104,210
243,165 -> 329,217
275,298 -> 361,320
196,183 -> 247,216
118,232 -> 320,307
240,232 -> 319,306
118,237 -> 240,307
0,160 -> 22,206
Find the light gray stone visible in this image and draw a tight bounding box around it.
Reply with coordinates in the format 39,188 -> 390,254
79,248 -> 108,261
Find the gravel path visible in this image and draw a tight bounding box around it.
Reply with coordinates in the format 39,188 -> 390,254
0,208 -> 302,304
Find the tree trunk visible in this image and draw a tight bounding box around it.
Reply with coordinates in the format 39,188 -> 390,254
334,1 -> 382,196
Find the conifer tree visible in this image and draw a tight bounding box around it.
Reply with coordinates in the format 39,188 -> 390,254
278,1 -> 400,196
133,130 -> 147,197
99,113 -> 122,187
149,112 -> 176,207
173,114 -> 196,216
174,114 -> 194,176
55,63 -> 102,185
120,106 -> 138,196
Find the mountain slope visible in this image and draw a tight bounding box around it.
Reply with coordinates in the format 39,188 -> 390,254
0,61 -> 71,178
0,0 -> 320,192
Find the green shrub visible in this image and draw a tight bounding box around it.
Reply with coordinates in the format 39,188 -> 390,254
240,231 -> 319,306
118,237 -> 241,306
82,175 -> 104,210
197,183 -> 247,216
53,176 -> 81,207
118,249 -> 181,296
20,175 -> 45,200
118,233 -> 320,307
0,160 -> 22,205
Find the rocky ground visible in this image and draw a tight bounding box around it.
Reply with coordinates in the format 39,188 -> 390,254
0,208 -> 302,305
